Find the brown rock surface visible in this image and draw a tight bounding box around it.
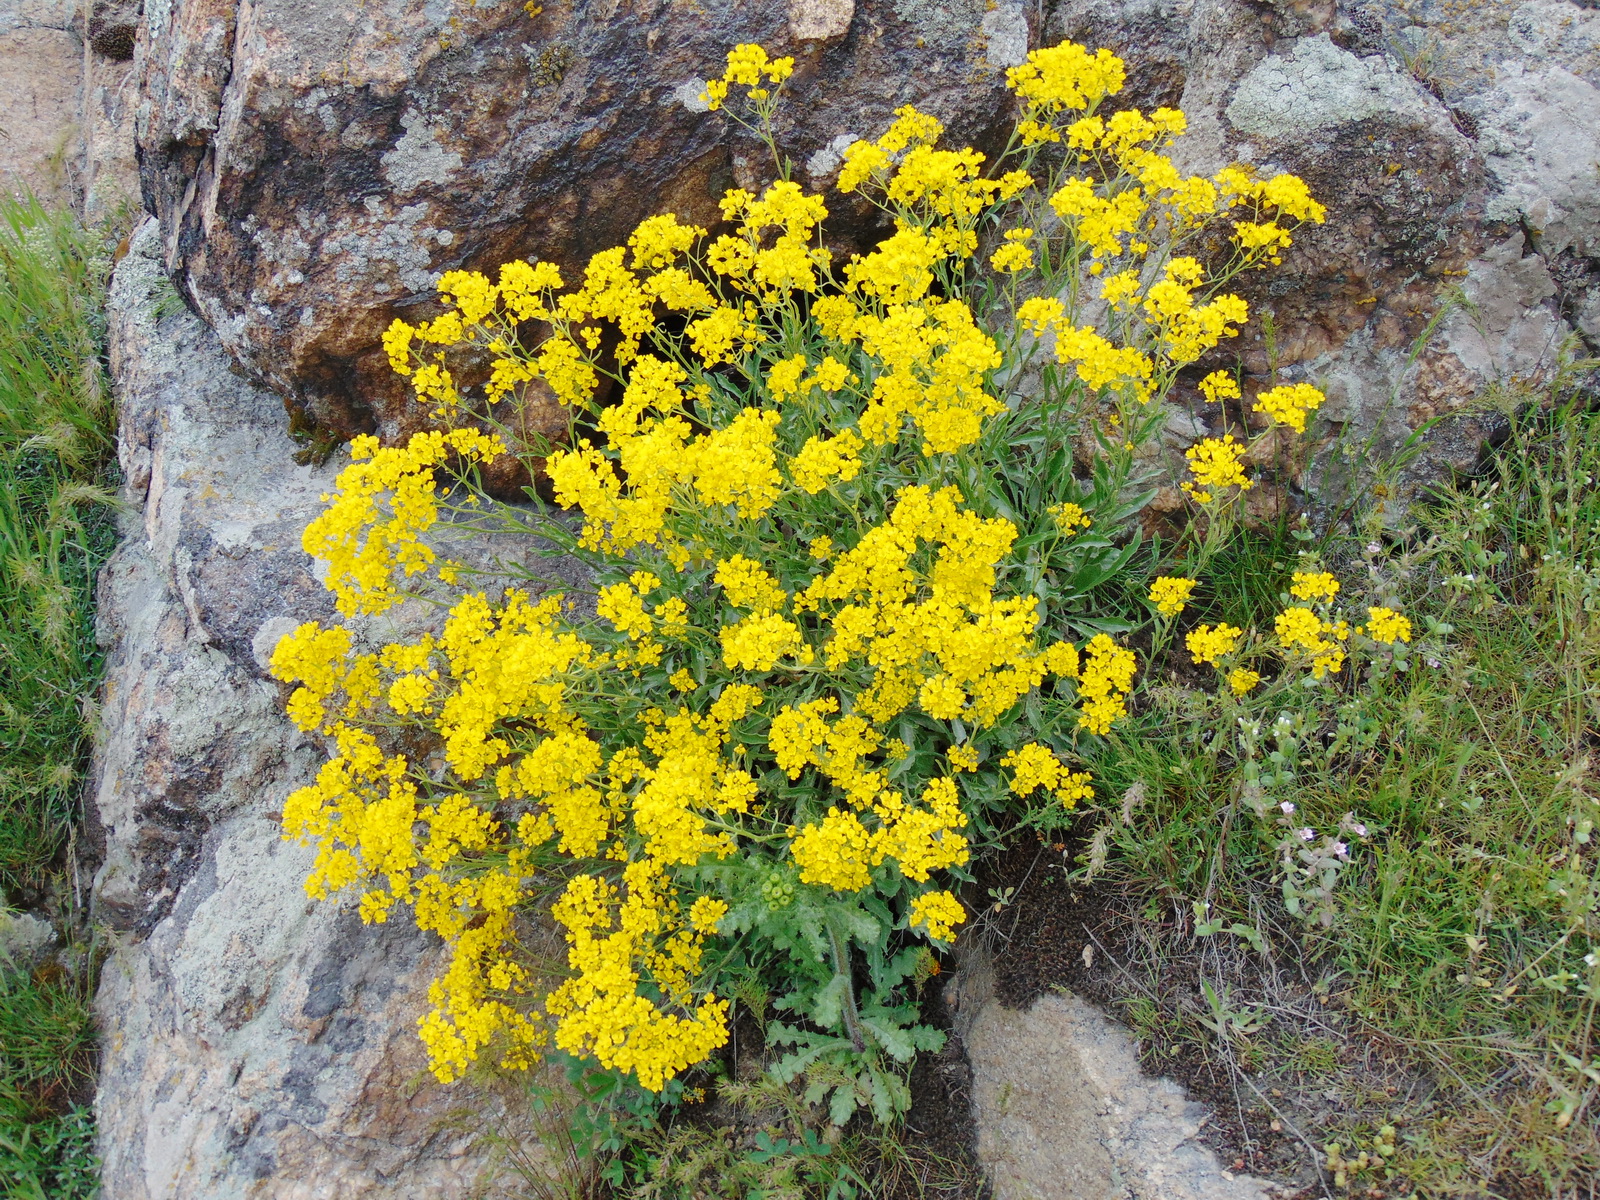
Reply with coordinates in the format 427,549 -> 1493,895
0,0 -> 144,217
137,0 -> 1034,445
131,0 -> 1599,507
81,40 -> 142,221
1,0 -> 81,205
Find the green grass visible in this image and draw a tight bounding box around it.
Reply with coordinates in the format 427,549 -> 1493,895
0,964 -> 98,1200
1072,383 -> 1600,1194
0,194 -> 117,893
0,194 -> 120,1199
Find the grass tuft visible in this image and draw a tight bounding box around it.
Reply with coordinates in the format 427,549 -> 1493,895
0,195 -> 117,893
0,194 -> 120,1199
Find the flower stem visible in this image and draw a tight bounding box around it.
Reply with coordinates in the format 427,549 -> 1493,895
828,920 -> 866,1052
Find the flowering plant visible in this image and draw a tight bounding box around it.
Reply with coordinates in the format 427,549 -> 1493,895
269,38 -> 1355,1119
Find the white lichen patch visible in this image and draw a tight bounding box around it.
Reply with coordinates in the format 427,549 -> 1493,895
805,133 -> 860,179
981,1 -> 1029,68
1226,35 -> 1433,140
380,108 -> 463,192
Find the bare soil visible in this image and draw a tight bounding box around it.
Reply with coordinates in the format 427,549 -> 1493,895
970,832 -> 1444,1200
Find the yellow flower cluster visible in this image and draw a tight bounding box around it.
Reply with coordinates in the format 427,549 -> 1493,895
1163,580 -> 1416,699
269,625 -> 556,1078
1199,370 -> 1242,403
789,484 -> 1121,732
279,467 -> 1143,1088
1006,41 -> 1127,144
700,42 -> 793,111
1186,622 -> 1242,666
788,774 -> 971,895
1149,575 -> 1196,616
1140,258 -> 1249,365
1274,606 -> 1351,679
908,890 -> 966,942
271,36 -> 1332,1102
1182,436 -> 1252,505
1255,382 -> 1327,434
1000,743 -> 1095,807
990,227 -> 1036,273
1362,606 -> 1413,644
1077,634 -> 1138,734
303,429 -> 505,616
1049,501 -> 1091,534
546,865 -> 730,1092
1290,571 -> 1340,601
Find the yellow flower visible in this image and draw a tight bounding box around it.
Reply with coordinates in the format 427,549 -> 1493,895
1274,606 -> 1326,651
1077,634 -> 1137,734
1056,771 -> 1094,808
989,228 -> 1035,273
720,612 -> 807,671
688,896 -> 729,935
1055,324 -> 1153,394
1149,576 -> 1197,617
684,408 -> 783,518
1228,668 -> 1260,696
948,745 -> 979,772
789,428 -> 865,493
1048,502 -> 1090,534
766,352 -> 807,400
703,42 -> 794,111
1005,41 -> 1125,116
687,304 -> 763,366
1289,570 -> 1339,602
1186,623 -> 1241,666
1363,606 -> 1412,644
715,555 -> 787,612
1181,435 -> 1251,504
1274,607 -> 1348,678
302,429 -> 506,617
1099,269 -> 1142,311
999,743 -> 1093,808
908,890 -> 966,942
1001,742 -> 1061,796
791,809 -> 875,891
1198,370 -> 1241,403
597,577 -> 655,640
1016,295 -> 1065,334
809,355 -> 853,393
628,213 -> 704,271
1254,382 -> 1326,433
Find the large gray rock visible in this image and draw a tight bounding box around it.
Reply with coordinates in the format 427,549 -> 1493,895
134,0 -> 1037,446
89,218 -> 577,1200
